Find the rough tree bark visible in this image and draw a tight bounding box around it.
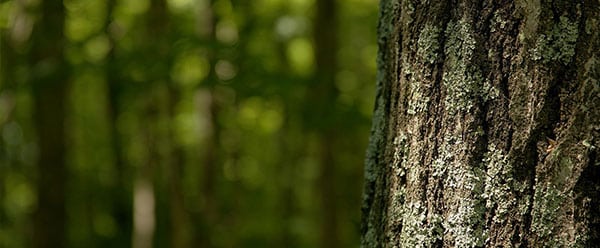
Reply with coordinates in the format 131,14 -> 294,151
362,0 -> 599,247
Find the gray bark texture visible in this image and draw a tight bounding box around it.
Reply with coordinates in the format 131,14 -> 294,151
361,0 -> 600,247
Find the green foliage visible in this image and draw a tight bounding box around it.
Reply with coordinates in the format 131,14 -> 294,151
0,0 -> 378,247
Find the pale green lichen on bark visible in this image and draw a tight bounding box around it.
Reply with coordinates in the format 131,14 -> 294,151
392,134 -> 408,174
530,16 -> 579,64
490,12 -> 509,33
432,135 -> 487,248
391,132 -> 444,247
584,18 -> 597,35
432,135 -> 457,178
557,153 -> 573,185
399,201 -> 443,247
403,0 -> 415,25
443,163 -> 488,248
516,0 -> 541,41
442,19 -> 482,115
386,151 -> 408,246
481,144 -> 514,224
531,182 -> 568,246
442,18 -> 499,115
407,83 -> 430,115
388,185 -> 406,233
406,24 -> 441,115
417,24 -> 441,64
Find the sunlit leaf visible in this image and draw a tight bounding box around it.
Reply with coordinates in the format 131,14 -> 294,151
287,38 -> 313,75
171,52 -> 209,87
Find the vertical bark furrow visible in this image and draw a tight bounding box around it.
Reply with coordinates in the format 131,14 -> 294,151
552,2 -> 600,244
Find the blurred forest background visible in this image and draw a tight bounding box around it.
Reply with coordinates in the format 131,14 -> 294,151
0,0 -> 377,247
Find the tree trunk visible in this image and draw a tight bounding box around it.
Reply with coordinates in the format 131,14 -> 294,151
194,1 -> 221,245
104,0 -> 133,245
0,18 -> 13,243
30,0 -> 68,247
362,0 -> 599,247
312,0 -> 341,247
166,58 -> 191,248
133,103 -> 159,248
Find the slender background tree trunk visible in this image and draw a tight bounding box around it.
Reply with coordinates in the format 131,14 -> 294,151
104,0 -> 133,246
195,1 -> 221,245
0,15 -> 14,246
30,0 -> 68,247
362,0 -> 599,247
312,0 -> 341,247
